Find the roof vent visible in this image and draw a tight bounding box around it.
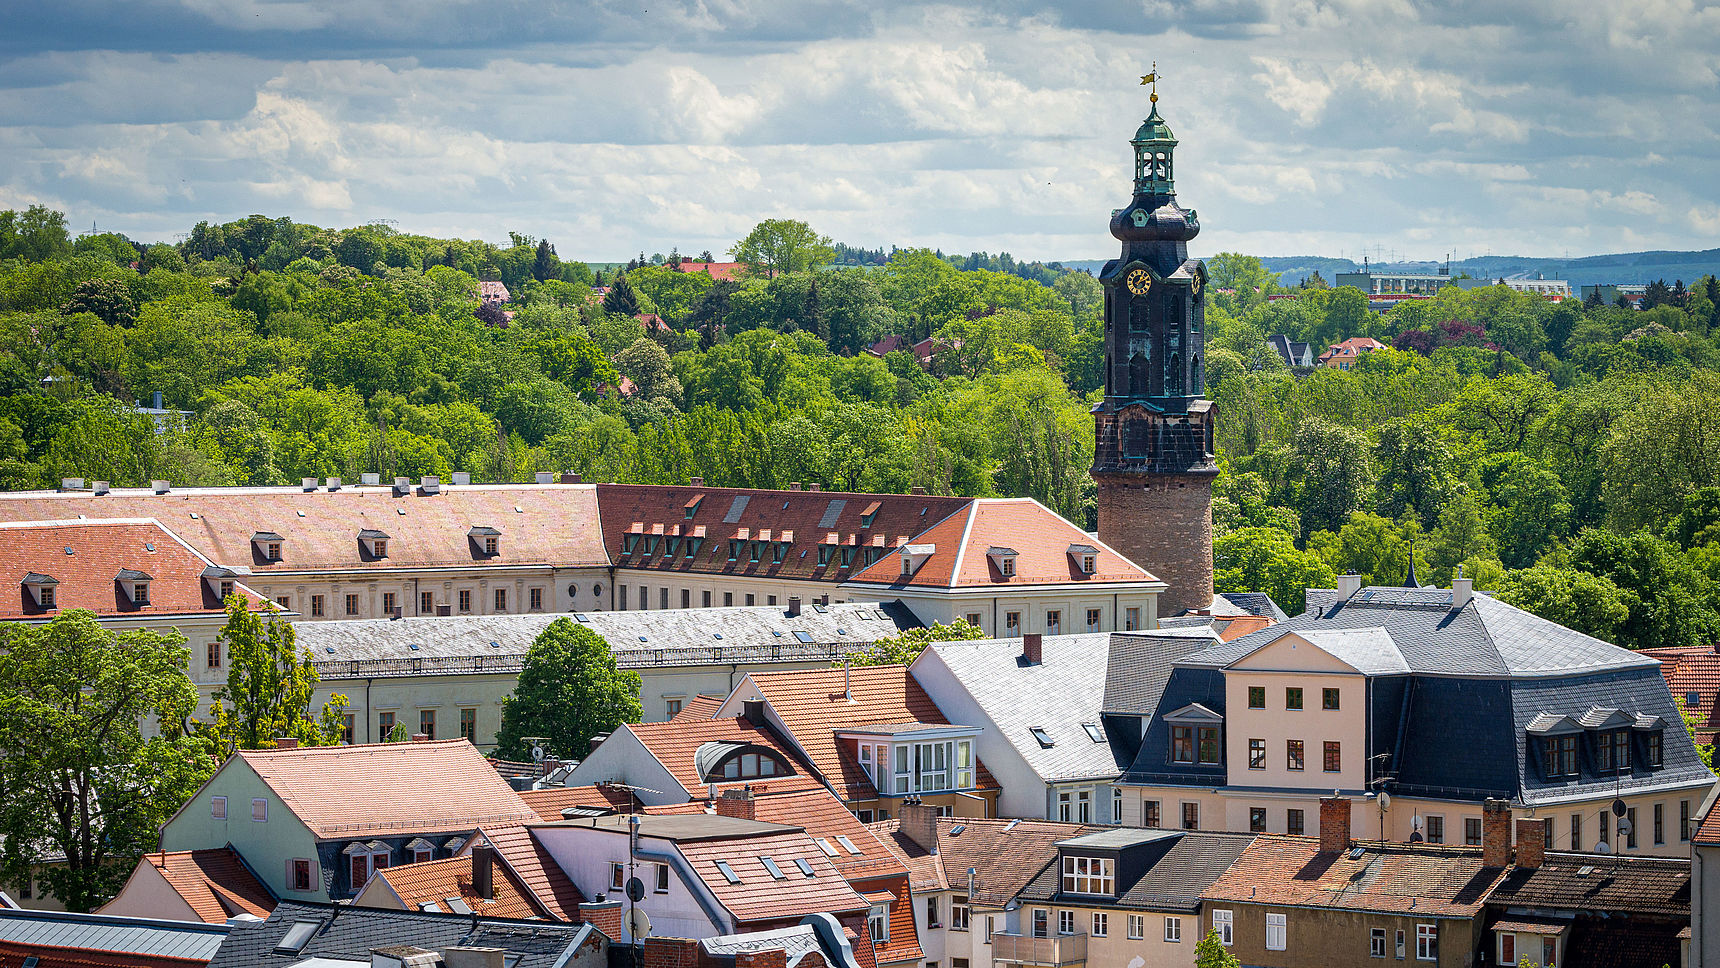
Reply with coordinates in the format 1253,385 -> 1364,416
393,477 -> 411,495
808,483 -> 822,492
59,478 -> 85,491
451,471 -> 471,486
535,471 -> 554,485
327,477 -> 342,490
420,475 -> 440,494
362,473 -> 381,486
301,477 -> 318,491
92,480 -> 109,495
150,479 -> 170,494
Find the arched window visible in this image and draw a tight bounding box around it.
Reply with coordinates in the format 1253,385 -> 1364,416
696,742 -> 791,783
1167,353 -> 1183,397
1129,352 -> 1150,397
1191,355 -> 1203,395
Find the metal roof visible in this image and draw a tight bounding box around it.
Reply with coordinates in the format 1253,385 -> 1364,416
0,909 -> 229,961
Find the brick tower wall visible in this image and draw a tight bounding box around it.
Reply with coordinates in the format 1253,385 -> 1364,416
1095,470 -> 1214,615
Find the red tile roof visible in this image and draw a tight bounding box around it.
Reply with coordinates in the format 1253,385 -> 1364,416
468,824 -> 587,921
519,784 -> 641,822
1202,835 -> 1507,917
673,262 -> 747,282
671,695 -> 725,722
0,485 -> 608,576
1642,645 -> 1720,743
596,483 -> 970,585
868,816 -> 1096,906
675,831 -> 869,924
367,853 -> 547,920
232,739 -> 539,839
743,789 -> 905,881
0,520 -> 269,620
621,716 -> 826,798
738,666 -> 997,802
0,941 -> 207,968
126,848 -> 274,923
848,499 -> 1156,589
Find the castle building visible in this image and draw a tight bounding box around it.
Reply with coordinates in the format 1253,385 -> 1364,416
1091,96 -> 1217,615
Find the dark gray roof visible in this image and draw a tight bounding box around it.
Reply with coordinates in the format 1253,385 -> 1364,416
0,908 -> 229,961
1218,592 -> 1289,622
1101,628 -> 1219,715
206,900 -> 596,968
1015,830 -> 1254,913
20,572 -> 56,585
356,528 -> 389,539
113,568 -> 151,582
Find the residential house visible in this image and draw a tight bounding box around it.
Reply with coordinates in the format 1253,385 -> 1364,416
1266,335 -> 1314,368
458,824 -> 591,923
1643,645 -> 1720,744
909,633 -> 1129,824
645,917 -> 871,968
558,708 -> 828,804
1316,336 -> 1388,369
1114,579 -> 1716,857
205,899 -> 606,968
711,665 -> 1003,821
673,261 -> 749,282
1199,797 -> 1511,968
1001,827 -> 1254,968
0,908 -> 232,968
478,281 -> 511,305
352,843 -> 552,920
156,738 -> 539,903
100,848 -> 275,924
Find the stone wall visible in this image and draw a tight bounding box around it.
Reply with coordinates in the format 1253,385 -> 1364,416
1095,470 -> 1213,615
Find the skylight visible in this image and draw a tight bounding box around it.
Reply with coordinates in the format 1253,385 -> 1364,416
794,858 -> 815,877
275,920 -> 320,954
1082,723 -> 1104,743
793,631 -> 816,644
835,835 -> 861,855
574,613 -> 588,622
446,897 -> 473,915
760,857 -> 787,879
949,824 -> 966,836
715,860 -> 741,884
815,838 -> 839,857
419,901 -> 443,912
1030,727 -> 1054,748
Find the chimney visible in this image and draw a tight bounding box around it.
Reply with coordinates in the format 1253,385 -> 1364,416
451,471 -> 471,486
1482,798 -> 1512,867
327,477 -> 342,490
690,477 -> 704,486
92,480 -> 109,495
275,737 -> 299,749
152,391 -> 164,410
561,473 -> 581,484
911,486 -> 927,495
362,473 -> 381,486
1022,632 -> 1043,666
301,477 -> 318,491
808,483 -> 822,492
393,477 -> 411,495
420,475 -> 440,494
789,482 -> 801,490
442,948 -> 504,968
589,732 -> 609,755
1514,818 -> 1546,869
716,788 -> 756,821
1336,571 -> 1362,598
59,478 -> 85,491
786,596 -> 801,617
642,937 -> 698,968
1319,795 -> 1351,853
411,733 -> 429,742
534,471 -> 554,485
1452,576 -> 1473,609
391,606 -> 403,620
582,899 -> 626,943
471,844 -> 497,900
900,800 -> 940,853
151,479 -> 170,494
741,700 -> 766,726
735,948 -> 789,968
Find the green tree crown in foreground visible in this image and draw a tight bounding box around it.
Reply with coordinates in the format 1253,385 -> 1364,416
496,618 -> 642,761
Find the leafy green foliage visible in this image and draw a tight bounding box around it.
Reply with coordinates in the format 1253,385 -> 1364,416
849,620 -> 986,667
1214,527 -> 1336,616
496,618 -> 641,761
1194,928 -> 1241,968
205,597 -> 349,754
729,219 -> 834,279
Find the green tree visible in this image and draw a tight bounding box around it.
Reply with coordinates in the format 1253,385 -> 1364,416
205,598 -> 348,754
1676,697 -> 1714,772
1214,527 -> 1337,616
850,620 -> 985,667
1495,566 -> 1631,643
729,219 -> 834,279
1374,416 -> 1458,527
1566,529 -> 1720,650
602,271 -> 642,317
0,610 -> 214,911
531,239 -> 559,282
1194,928 -> 1241,968
1289,418 -> 1375,537
496,618 -> 641,761
614,338 -> 683,407
63,279 -> 138,327
0,205 -> 74,261
1425,490 -> 1495,584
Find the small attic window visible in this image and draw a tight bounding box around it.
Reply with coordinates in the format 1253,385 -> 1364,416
987,546 -> 1019,578
1687,691 -> 1701,706
793,858 -> 815,877
1082,723 -> 1104,743
793,631 -> 816,644
715,860 -> 741,884
835,835 -> 861,855
1001,558 -> 1015,577
276,920 -> 319,954
760,857 -> 787,880
815,838 -> 838,857
1068,544 -> 1099,575
1030,727 -> 1054,748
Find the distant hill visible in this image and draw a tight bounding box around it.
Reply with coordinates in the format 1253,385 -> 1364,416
1059,250 -> 1720,288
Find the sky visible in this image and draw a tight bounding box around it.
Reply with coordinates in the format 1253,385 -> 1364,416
2,0 -> 1718,263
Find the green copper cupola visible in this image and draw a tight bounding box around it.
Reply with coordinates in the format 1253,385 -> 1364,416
1131,104 -> 1177,196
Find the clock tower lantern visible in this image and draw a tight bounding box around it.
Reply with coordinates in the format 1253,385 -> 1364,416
1091,91 -> 1217,615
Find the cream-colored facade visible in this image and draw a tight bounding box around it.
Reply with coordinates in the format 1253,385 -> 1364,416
243,564 -> 610,623
868,584 -> 1160,639
996,902 -> 1197,968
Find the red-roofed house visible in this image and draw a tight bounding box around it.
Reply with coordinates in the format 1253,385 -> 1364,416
1643,645 -> 1720,744
1317,336 -> 1388,369
560,713 -> 827,805
352,849 -> 548,920
673,262 -> 748,282
100,848 -> 275,924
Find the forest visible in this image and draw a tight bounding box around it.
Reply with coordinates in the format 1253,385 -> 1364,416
5,204 -> 1720,653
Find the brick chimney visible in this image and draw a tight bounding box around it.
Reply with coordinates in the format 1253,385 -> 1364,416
742,700 -> 767,727
275,737 -> 299,749
715,788 -> 756,821
900,799 -> 940,854
471,844 -> 497,900
1482,798 -> 1512,868
589,733 -> 609,755
1319,795 -> 1351,853
735,949 -> 789,968
582,899 -> 626,944
411,733 -> 429,742
644,937 -> 701,968
1514,818 -> 1546,869
787,596 -> 801,617
1022,633 -> 1043,666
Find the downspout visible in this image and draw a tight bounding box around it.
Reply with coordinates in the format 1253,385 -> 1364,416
992,597 -> 998,637
608,565 -> 617,611
1112,592 -> 1118,631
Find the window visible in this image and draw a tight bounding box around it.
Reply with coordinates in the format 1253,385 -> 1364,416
345,593 -> 360,616
1031,909 -> 1048,939
251,798 -> 268,822
1396,929 -> 1406,959
311,595 -> 324,617
419,709 -> 435,740
494,588 -> 507,612
1091,912 -> 1107,938
266,542 -> 283,561
413,844 -> 433,864
1425,815 -> 1444,844
611,863 -> 625,890
1162,916 -> 1180,942
1415,924 -> 1437,961
484,536 -> 498,555
926,896 -> 941,927
459,708 -> 476,743
724,592 -> 734,606
1000,557 -> 1016,577
966,612 -> 983,628
530,587 -> 543,610
1546,818 -> 1555,849
760,857 -> 787,880
1683,800 -> 1693,841
421,591 -> 434,614
1649,731 -> 1663,767
1323,688 -> 1340,710
1057,910 -> 1075,936
1370,928 -> 1387,958
1046,610 -> 1060,634
1323,741 -> 1341,773
38,585 -> 54,609
1288,739 -> 1304,771
1128,914 -> 1145,940
1171,725 -> 1194,763
1182,801 -> 1199,830
1287,808 -> 1305,836
211,796 -> 227,820
207,641 -> 221,668
372,539 -> 387,557
656,863 -> 670,892
341,714 -> 355,744
1627,807 -> 1638,848
1144,800 -> 1161,828
1543,735 -> 1578,777
382,592 -> 395,615
1125,607 -> 1139,631
666,698 -> 683,717
379,711 -> 395,739
1113,786 -> 1123,824
220,581 -> 234,600
1036,728 -> 1057,750
1571,812 -> 1582,851
1286,687 -> 1303,710
1654,802 -> 1665,844
1086,608 -> 1101,632
1211,909 -> 1232,945
702,590 -> 712,607
1250,807 -> 1266,832
1499,932 -> 1515,965
1265,912 -> 1286,951
1597,729 -> 1630,772
458,589 -> 472,612
1465,817 -> 1482,846
1061,855 -> 1113,895
666,588 -> 675,609
1248,686 -> 1265,708
951,896 -> 969,931
1249,738 -> 1265,769
1198,726 -> 1221,764
1543,937 -> 1558,967
134,582 -> 150,604
276,595 -> 291,610
18,879 -> 29,900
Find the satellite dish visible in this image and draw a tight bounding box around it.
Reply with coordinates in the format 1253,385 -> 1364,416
532,744 -> 545,763
1595,841 -> 1612,855
1611,798 -> 1627,817
1378,792 -> 1392,811
627,876 -> 646,903
627,907 -> 652,939
1617,817 -> 1633,838
1409,831 -> 1424,843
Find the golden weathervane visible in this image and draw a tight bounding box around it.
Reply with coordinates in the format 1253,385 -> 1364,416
1140,63 -> 1160,103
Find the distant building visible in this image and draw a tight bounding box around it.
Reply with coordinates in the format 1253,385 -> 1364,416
673,261 -> 748,282
1334,269 -> 1458,296
1316,336 -> 1388,369
1266,335 -> 1314,368
477,281 -> 510,305
1581,283 -> 1649,307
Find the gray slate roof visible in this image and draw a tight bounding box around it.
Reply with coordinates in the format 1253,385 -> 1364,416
296,602 -> 920,680
926,633 -> 1118,783
0,908 -> 230,961
207,900 -> 596,968
1217,592 -> 1289,622
1015,830 -> 1255,912
1100,628 -> 1220,715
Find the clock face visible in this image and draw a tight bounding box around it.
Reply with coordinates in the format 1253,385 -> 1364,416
1190,273 -> 1203,295
1126,269 -> 1152,296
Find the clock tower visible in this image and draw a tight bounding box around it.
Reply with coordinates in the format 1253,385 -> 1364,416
1091,93 -> 1217,615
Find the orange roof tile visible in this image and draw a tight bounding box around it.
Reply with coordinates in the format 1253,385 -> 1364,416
0,520 -> 269,620
623,716 -> 825,797
132,848 -> 274,924
369,853 -> 546,920
1216,614 -> 1275,641
0,484 -> 608,576
671,695 -> 725,721
675,831 -> 869,924
519,784 -> 641,822
743,789 -> 905,881
467,824 -> 587,921
673,261 -> 748,282
1202,835 -> 1506,916
849,499 -> 1157,589
235,739 -> 538,839
0,941 -> 208,968
869,817 -> 1097,906
1642,645 -> 1720,744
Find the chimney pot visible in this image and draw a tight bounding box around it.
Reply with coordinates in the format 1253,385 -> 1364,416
450,471 -> 470,486
742,700 -> 766,727
1022,632 -> 1043,666
411,732 -> 429,742
92,480 -> 109,495
589,732 -> 609,755
362,473 -> 381,486
715,788 -> 756,820
420,475 -> 440,493
393,477 -> 411,495
327,477 -> 342,490
302,477 -> 318,491
1514,818 -> 1546,869
900,800 -> 940,853
275,737 -> 299,749
151,479 -> 170,494
534,471 -> 554,485
808,483 -> 821,492
911,486 -> 927,495
789,482 -> 801,490
1482,798 -> 1512,867
786,597 -> 801,617
59,478 -> 85,491
562,473 -> 581,484
690,477 -> 704,486
1319,795 -> 1351,853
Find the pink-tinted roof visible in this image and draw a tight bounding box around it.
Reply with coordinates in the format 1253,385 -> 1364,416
849,499 -> 1157,589
125,848 -> 275,923
1642,645 -> 1720,744
622,717 -> 826,797
467,824 -> 587,921
676,830 -> 869,923
673,261 -> 747,281
0,519 -> 269,619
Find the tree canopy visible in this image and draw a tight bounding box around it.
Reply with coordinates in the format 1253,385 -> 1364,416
495,618 -> 641,761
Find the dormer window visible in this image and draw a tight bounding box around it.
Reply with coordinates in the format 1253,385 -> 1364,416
860,501 -> 881,528
468,526 -> 501,556
1062,855 -> 1114,895
1597,730 -> 1631,772
988,546 -> 1018,578
252,532 -> 284,561
116,569 -> 152,606
22,573 -> 58,610
900,543 -> 936,577
358,529 -> 389,558
684,494 -> 704,519
1068,544 -> 1099,575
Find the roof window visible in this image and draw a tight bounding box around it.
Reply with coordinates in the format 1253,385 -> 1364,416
793,858 -> 815,877
835,835 -> 861,855
714,860 -> 741,884
793,631 -> 816,644
1030,727 -> 1054,749
760,857 -> 787,880
815,838 -> 838,857
1082,723 -> 1104,743
275,920 -> 320,954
